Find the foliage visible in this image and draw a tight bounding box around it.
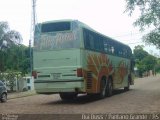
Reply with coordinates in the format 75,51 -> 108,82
0,21 -> 30,91
142,55 -> 157,71
5,71 -> 16,91
0,45 -> 30,75
0,70 -> 22,91
0,21 -> 22,49
155,58 -> 160,72
133,45 -> 148,61
125,0 -> 160,48
133,45 -> 157,77
0,21 -> 30,75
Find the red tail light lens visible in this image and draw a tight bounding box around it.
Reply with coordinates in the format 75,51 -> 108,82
77,68 -> 83,77
32,71 -> 37,79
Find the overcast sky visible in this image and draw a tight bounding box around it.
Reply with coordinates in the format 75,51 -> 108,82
0,0 -> 159,56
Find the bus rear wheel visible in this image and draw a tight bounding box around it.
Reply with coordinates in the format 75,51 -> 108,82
124,76 -> 131,91
98,77 -> 107,99
59,92 -> 77,101
124,80 -> 130,91
106,78 -> 113,97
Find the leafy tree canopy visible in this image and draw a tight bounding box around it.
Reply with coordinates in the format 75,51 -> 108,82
133,45 -> 148,61
133,45 -> 158,77
0,44 -> 30,75
125,0 -> 160,48
0,21 -> 22,50
0,21 -> 30,75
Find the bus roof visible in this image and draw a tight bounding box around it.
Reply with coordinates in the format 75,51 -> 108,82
76,20 -> 131,50
40,19 -> 131,51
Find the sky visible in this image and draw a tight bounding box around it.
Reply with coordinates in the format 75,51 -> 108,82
0,0 -> 159,56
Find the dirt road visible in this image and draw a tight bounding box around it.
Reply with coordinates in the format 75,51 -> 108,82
1,75 -> 160,114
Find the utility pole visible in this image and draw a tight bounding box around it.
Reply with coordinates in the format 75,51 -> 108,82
30,0 -> 37,76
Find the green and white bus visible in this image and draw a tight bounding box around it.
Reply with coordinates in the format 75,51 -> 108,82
33,20 -> 134,100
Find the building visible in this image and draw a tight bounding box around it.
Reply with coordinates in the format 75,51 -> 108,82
13,76 -> 34,91
26,76 -> 34,90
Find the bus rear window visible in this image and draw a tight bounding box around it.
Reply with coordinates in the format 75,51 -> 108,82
41,22 -> 71,33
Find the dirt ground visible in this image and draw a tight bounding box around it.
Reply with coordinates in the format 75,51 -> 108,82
0,75 -> 160,115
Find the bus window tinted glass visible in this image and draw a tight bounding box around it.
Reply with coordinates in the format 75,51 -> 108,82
41,22 -> 70,33
83,28 -> 103,52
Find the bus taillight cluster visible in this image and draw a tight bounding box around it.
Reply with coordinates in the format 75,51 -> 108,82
32,71 -> 37,79
77,68 -> 83,77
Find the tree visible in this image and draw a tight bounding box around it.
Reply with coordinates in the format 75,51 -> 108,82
4,45 -> 30,75
0,21 -> 30,91
0,21 -> 23,72
0,21 -> 22,49
125,0 -> 160,48
133,45 -> 149,77
133,45 -> 157,77
142,55 -> 157,71
133,45 -> 148,61
155,58 -> 160,73
5,71 -> 16,91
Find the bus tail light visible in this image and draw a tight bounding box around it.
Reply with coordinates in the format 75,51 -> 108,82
77,68 -> 83,77
32,71 -> 37,79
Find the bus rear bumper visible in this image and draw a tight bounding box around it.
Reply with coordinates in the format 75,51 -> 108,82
34,80 -> 84,94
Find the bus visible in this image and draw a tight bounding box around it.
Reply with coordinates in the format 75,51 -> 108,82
33,20 -> 134,100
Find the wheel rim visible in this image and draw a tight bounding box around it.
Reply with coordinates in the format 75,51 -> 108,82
100,79 -> 107,97
107,80 -> 113,96
109,81 -> 112,95
102,84 -> 106,97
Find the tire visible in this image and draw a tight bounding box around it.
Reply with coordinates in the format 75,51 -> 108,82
106,79 -> 113,97
124,76 -> 131,91
124,80 -> 130,91
1,93 -> 7,103
59,93 -> 77,101
98,77 -> 107,99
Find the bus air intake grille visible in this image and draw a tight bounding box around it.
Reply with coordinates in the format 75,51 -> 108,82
86,72 -> 92,90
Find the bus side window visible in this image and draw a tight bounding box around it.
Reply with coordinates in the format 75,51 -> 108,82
123,48 -> 128,58
118,50 -> 123,57
107,45 -> 114,54
104,43 -> 108,53
84,29 -> 92,49
122,49 -> 125,57
108,46 -> 111,53
104,40 -> 109,53
99,37 -> 104,51
94,34 -> 99,51
89,34 -> 94,50
111,46 -> 114,54
114,45 -> 119,56
83,29 -> 88,48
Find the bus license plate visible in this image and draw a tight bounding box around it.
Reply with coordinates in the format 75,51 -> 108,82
52,73 -> 61,79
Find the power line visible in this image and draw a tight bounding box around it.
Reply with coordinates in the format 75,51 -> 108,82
127,41 -> 143,45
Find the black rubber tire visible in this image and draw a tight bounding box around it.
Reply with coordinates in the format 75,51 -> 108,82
124,80 -> 130,91
106,79 -> 113,97
1,93 -> 7,103
98,78 -> 107,99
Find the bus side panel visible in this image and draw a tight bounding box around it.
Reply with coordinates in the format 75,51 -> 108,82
82,50 -> 131,94
82,50 -> 113,94
110,56 -> 131,89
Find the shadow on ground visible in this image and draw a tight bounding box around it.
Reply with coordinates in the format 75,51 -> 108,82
45,89 -> 133,105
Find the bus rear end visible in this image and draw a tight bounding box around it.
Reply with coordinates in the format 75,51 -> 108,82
33,20 -> 85,99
